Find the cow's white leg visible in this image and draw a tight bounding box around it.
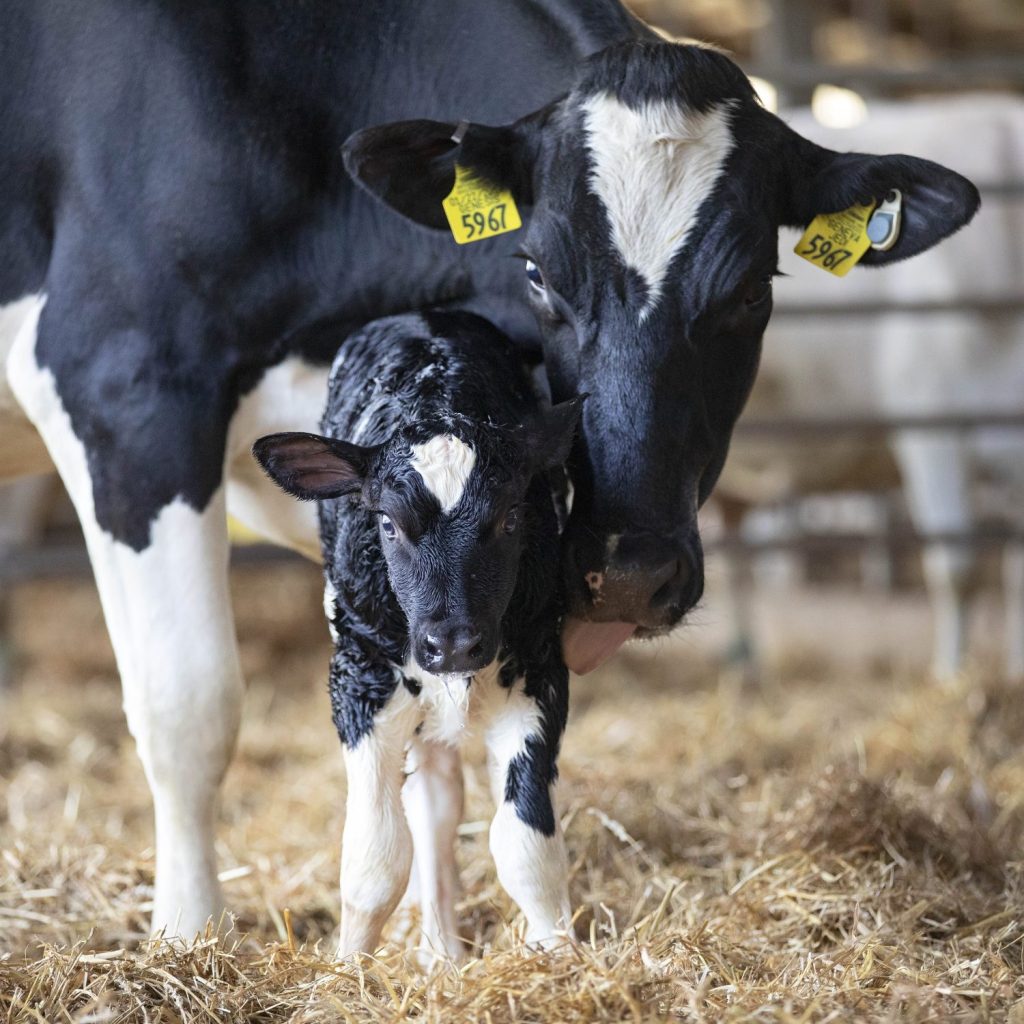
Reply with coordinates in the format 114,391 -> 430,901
922,542 -> 972,680
895,435 -> 975,680
338,691 -> 417,958
481,682 -> 571,948
402,738 -> 465,964
8,308 -> 244,938
1004,542 -> 1024,681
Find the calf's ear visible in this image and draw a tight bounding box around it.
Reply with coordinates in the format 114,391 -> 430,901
342,118 -> 534,230
523,395 -> 586,472
781,130 -> 980,266
252,432 -> 377,500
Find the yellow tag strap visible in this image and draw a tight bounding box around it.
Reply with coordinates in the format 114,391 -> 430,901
794,201 -> 877,277
442,165 -> 522,245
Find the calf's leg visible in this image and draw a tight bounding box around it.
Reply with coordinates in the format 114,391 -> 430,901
402,738 -> 465,963
338,691 -> 418,958
482,680 -> 571,948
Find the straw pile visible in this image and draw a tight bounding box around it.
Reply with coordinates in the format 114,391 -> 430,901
2,563 -> 1022,1021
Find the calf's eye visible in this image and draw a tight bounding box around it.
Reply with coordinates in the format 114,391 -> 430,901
380,514 -> 397,540
524,260 -> 545,292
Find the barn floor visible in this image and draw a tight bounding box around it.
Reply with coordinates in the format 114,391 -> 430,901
2,563 -> 1023,1022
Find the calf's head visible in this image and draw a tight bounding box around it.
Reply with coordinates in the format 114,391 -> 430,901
254,401 -> 581,676
343,40 -> 980,671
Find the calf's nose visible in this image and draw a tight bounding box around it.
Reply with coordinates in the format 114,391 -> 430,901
417,623 -> 488,675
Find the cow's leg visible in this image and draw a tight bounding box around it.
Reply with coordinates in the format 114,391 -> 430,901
338,689 -> 418,958
481,678 -> 571,948
714,495 -> 757,671
8,297 -> 244,938
1004,542 -> 1024,681
894,435 -> 975,680
402,738 -> 465,964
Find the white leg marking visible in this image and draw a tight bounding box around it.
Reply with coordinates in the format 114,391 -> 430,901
0,295 -> 55,478
9,314 -> 244,938
402,738 -> 466,964
338,687 -> 420,958
409,434 -> 476,513
479,680 -> 571,948
583,94 -> 735,317
225,356 -> 328,559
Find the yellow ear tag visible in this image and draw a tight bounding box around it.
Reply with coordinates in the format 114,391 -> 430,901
794,201 -> 877,277
442,165 -> 522,244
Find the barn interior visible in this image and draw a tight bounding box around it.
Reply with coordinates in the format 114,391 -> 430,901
2,1 -> 1023,1019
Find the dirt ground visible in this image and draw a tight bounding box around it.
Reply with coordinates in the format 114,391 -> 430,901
2,562 -> 1023,1021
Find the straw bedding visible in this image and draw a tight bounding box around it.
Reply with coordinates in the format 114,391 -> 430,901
2,563 -> 1022,1021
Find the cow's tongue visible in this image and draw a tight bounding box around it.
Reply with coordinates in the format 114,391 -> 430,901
562,617 -> 637,675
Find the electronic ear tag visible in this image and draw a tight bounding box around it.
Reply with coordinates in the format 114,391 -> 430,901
867,189 -> 902,251
442,165 -> 522,244
794,200 -> 876,277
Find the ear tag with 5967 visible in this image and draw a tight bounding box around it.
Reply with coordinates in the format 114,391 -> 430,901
442,165 -> 522,245
794,200 -> 877,277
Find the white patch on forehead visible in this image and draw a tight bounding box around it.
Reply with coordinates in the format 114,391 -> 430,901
583,93 -> 735,317
409,434 -> 476,513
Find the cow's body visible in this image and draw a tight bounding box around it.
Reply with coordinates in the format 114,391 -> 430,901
255,311 -> 574,960
2,0 -> 979,940
717,94 -> 1024,679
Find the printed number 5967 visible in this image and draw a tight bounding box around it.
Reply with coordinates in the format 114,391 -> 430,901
799,233 -> 853,270
461,204 -> 507,239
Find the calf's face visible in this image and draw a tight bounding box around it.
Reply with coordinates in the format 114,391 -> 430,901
254,400 -> 580,676
343,39 -> 980,672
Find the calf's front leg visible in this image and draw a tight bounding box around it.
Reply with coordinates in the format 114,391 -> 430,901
483,679 -> 571,948
338,690 -> 418,958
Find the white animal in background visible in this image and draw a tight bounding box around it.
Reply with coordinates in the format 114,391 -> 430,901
716,93 -> 1024,680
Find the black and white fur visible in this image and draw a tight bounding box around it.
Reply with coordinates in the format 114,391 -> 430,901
254,311 -> 581,960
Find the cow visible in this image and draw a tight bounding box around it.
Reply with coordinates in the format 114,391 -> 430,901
0,0 -> 979,939
254,310 -> 580,962
715,93 -> 1024,681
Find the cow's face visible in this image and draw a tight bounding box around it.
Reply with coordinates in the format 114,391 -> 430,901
252,402 -> 580,676
343,40 -> 980,672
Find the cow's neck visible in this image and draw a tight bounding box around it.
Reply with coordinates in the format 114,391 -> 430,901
228,0 -> 649,365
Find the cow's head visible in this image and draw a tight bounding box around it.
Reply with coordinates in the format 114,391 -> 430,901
343,40 -> 979,673
253,401 -> 580,676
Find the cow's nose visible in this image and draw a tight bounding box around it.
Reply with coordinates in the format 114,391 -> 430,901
417,624 -> 488,675
566,530 -> 705,627
647,555 -> 704,614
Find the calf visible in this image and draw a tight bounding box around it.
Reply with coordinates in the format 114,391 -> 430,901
254,311 -> 582,961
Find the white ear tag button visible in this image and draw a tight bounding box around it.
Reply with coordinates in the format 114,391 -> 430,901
867,189 -> 902,251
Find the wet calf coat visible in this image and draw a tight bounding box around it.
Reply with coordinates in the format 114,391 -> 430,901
255,311 -> 581,960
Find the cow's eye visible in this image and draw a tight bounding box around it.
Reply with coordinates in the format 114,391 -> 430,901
744,277 -> 772,308
501,506 -> 522,535
379,514 -> 397,540
525,260 -> 546,292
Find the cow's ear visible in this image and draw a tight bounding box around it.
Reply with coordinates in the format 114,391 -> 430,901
522,395 -> 586,472
342,118 -> 534,230
252,432 -> 377,500
782,134 -> 980,266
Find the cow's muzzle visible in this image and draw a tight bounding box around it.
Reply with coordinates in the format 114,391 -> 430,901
561,528 -> 704,674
